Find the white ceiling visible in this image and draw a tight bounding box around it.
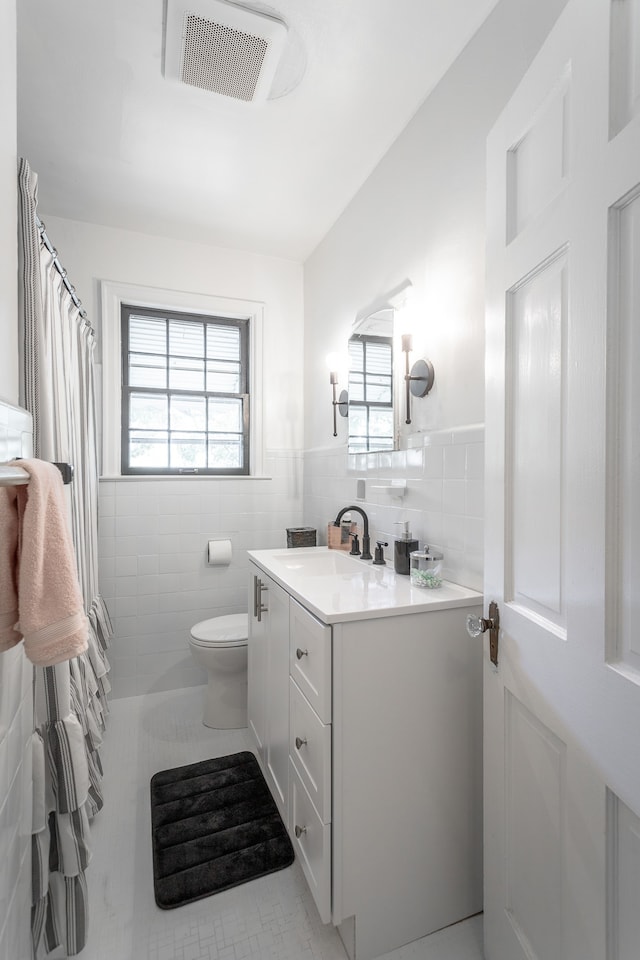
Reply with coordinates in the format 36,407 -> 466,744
17,0 -> 500,261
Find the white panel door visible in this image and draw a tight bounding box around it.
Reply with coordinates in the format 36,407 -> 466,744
485,2 -> 640,959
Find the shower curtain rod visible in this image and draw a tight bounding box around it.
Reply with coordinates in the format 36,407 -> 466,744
36,215 -> 87,319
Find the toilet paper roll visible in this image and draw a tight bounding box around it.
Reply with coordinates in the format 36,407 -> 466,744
207,539 -> 232,566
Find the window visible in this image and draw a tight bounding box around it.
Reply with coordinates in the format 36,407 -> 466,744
121,304 -> 249,475
347,334 -> 394,453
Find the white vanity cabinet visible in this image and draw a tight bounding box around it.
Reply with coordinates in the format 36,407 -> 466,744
247,565 -> 290,823
288,600 -> 333,922
247,549 -> 483,960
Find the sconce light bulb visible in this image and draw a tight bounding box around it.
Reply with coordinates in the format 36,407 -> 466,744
329,371 -> 338,385
401,333 -> 413,354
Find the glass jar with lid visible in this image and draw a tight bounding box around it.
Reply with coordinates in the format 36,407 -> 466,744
409,549 -> 443,589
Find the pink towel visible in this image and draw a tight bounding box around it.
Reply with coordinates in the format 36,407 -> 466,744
0,459 -> 88,666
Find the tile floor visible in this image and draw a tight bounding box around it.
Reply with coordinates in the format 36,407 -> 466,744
81,687 -> 484,960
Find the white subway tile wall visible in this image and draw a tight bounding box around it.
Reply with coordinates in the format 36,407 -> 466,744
98,452 -> 303,699
0,401 -> 34,960
100,431 -> 483,700
303,425 -> 484,592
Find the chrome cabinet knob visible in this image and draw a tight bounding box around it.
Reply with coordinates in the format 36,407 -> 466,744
296,648 -> 308,660
294,824 -> 307,838
295,736 -> 307,750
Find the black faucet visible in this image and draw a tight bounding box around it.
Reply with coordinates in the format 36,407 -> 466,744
333,506 -> 372,560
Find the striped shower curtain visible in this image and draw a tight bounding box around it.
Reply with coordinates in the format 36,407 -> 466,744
18,158 -> 112,957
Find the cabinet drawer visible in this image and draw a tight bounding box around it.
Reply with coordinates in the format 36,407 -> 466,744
289,599 -> 332,723
289,760 -> 331,924
289,678 -> 331,823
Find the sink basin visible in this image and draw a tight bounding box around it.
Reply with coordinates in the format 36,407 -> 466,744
269,550 -> 365,577
248,546 -> 483,623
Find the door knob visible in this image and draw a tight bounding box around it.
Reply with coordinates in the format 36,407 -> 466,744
466,601 -> 499,666
296,648 -> 308,660
295,736 -> 307,750
295,824 -> 307,838
466,614 -> 495,637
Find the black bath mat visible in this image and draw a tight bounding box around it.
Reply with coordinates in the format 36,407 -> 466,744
150,751 -> 294,909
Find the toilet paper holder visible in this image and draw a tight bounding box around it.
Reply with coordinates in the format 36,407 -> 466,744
207,539 -> 233,566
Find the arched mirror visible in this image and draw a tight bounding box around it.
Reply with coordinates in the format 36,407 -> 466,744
346,280 -> 415,453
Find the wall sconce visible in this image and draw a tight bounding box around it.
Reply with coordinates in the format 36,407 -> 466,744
330,372 -> 349,437
401,334 -> 434,425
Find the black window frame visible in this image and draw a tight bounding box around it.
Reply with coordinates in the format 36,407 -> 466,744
347,333 -> 394,453
120,303 -> 250,476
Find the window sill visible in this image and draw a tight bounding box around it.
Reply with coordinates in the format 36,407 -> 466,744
99,474 -> 274,482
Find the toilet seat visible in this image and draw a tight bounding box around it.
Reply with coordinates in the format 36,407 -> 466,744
190,613 -> 248,648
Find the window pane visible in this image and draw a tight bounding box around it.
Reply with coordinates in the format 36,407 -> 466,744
129,353 -> 166,388
123,307 -> 248,474
170,395 -> 206,431
365,374 -> 392,404
208,397 -> 242,432
208,436 -> 242,468
349,372 -> 365,403
369,407 -> 394,439
349,406 -> 367,435
129,431 -> 168,467
169,357 -> 205,390
366,342 -> 392,374
169,319 -> 204,358
346,334 -> 393,454
170,433 -> 207,468
349,340 -> 364,372
129,316 -> 166,355
129,393 -> 168,430
206,359 -> 241,393
207,325 -> 240,362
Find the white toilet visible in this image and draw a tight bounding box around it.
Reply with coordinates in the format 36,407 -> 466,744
188,613 -> 248,729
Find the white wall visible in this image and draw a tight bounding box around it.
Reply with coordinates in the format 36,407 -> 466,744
44,216 -> 304,453
0,0 -> 19,404
0,7 -> 33,958
302,0 -> 569,589
41,217 -> 305,697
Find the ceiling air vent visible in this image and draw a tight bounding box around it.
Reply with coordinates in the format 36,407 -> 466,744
164,0 -> 288,102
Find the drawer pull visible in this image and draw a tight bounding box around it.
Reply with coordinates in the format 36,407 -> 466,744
256,578 -> 268,623
294,824 -> 307,838
295,736 -> 307,750
296,648 -> 308,660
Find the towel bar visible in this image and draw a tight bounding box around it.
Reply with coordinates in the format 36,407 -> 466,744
0,461 -> 74,486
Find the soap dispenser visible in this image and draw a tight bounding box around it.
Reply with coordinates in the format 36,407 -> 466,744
393,521 -> 419,575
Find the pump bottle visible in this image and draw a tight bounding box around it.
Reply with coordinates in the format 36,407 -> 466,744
393,521 -> 418,575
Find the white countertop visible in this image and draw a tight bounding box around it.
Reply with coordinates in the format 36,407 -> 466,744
247,547 -> 483,624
